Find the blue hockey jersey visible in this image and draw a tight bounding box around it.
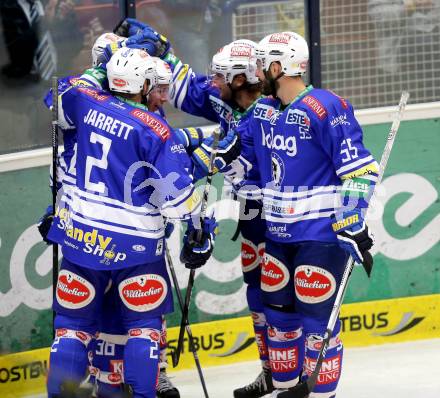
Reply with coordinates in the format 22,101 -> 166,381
165,54 -> 261,187
238,87 -> 378,243
47,85 -> 200,270
44,68 -> 108,188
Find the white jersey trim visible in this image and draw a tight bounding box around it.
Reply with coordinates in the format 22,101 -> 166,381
68,211 -> 164,239
336,155 -> 374,176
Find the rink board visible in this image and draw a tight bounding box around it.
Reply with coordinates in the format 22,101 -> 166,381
1,293 -> 439,397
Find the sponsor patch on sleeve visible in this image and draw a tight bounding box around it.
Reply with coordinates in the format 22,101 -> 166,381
77,86 -> 110,101
301,95 -> 327,120
130,109 -> 170,141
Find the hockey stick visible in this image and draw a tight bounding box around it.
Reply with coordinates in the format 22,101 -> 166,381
51,76 -> 59,336
165,241 -> 210,398
280,91 -> 410,398
172,129 -> 221,367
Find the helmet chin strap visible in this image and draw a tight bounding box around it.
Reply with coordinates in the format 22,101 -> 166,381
142,80 -> 154,106
264,69 -> 284,97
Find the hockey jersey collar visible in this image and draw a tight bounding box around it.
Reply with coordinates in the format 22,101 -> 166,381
232,94 -> 265,121
280,84 -> 314,111
115,95 -> 149,111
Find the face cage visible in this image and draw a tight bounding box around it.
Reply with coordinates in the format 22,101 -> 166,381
150,85 -> 170,98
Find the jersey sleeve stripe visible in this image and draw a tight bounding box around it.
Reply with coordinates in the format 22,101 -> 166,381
161,187 -> 202,219
65,185 -> 160,215
339,161 -> 379,181
174,72 -> 190,110
63,193 -> 163,230
68,211 -> 164,239
263,191 -> 341,217
263,185 -> 339,200
335,155 -> 374,176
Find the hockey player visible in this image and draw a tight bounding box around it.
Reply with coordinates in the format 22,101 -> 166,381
39,33 -> 191,398
44,47 -> 217,398
166,40 -> 273,398
120,18 -> 271,396
88,57 -> 183,398
225,31 -> 376,397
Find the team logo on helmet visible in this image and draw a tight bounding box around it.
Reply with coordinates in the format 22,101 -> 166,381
230,45 -> 252,57
56,270 -> 95,309
119,274 -> 168,312
112,78 -> 127,88
104,33 -> 120,42
139,50 -> 149,58
294,265 -> 336,304
268,33 -> 292,45
261,254 -> 290,292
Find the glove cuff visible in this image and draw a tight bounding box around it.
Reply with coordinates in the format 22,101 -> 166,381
331,209 -> 364,233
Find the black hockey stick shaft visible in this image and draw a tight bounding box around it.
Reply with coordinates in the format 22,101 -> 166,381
165,243 -> 210,398
51,76 -> 59,337
281,91 -> 410,398
173,129 -> 221,367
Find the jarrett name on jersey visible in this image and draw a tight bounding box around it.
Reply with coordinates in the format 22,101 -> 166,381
48,85 -> 199,270
241,87 -> 378,243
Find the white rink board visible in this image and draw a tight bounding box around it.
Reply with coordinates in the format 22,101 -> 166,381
165,339 -> 440,398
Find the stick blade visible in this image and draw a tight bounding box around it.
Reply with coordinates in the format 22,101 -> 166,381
278,381 -> 311,398
171,349 -> 180,367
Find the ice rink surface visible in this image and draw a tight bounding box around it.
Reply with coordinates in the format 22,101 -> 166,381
33,339 -> 440,398
167,339 -> 440,398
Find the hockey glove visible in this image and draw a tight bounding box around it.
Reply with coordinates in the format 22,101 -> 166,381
125,28 -> 170,57
180,216 -> 218,269
37,205 -> 54,244
331,209 -> 374,276
121,19 -> 171,58
114,18 -> 157,37
191,129 -> 241,181
174,127 -> 204,154
124,18 -> 154,36
100,28 -> 165,65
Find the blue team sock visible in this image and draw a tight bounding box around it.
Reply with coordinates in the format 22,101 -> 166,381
247,285 -> 270,367
302,317 -> 344,398
47,329 -> 93,396
265,306 -> 304,389
123,318 -> 162,398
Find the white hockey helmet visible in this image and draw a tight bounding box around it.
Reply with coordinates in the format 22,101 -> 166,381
256,32 -> 309,76
91,32 -> 123,67
210,39 -> 259,84
154,57 -> 172,85
107,48 -> 157,94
